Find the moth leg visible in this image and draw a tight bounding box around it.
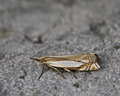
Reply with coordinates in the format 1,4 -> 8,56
64,68 -> 77,79
38,64 -> 45,80
46,64 -> 65,79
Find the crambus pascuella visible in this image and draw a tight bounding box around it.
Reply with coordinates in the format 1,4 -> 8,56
30,53 -> 100,79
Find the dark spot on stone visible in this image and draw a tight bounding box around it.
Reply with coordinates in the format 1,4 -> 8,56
19,76 -> 25,79
0,52 -> 5,60
33,35 -> 43,44
57,0 -> 75,7
19,68 -> 27,79
73,83 -> 79,88
114,45 -> 120,49
35,89 -> 40,94
0,83 -> 3,93
18,87 -> 22,90
0,28 -> 8,37
24,34 -> 43,44
33,88 -> 41,96
24,34 -> 32,42
22,69 -> 27,76
93,47 -> 99,51
113,42 -> 120,49
66,41 -> 70,45
54,86 -> 57,90
89,20 -> 106,32
87,71 -> 92,74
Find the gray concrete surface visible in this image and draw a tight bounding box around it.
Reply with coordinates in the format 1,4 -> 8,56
0,0 -> 120,96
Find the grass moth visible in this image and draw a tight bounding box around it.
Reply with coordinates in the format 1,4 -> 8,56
30,53 -> 100,79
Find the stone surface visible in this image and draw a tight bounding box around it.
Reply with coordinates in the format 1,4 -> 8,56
0,0 -> 120,96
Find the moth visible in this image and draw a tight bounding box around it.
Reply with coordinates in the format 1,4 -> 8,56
30,53 -> 100,79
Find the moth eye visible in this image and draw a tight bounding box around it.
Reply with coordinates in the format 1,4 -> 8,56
94,54 -> 101,62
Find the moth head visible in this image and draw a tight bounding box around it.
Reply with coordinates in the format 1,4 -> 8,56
30,57 -> 43,63
78,62 -> 100,71
94,53 -> 101,62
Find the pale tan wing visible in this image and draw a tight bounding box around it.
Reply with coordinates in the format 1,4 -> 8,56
46,60 -> 85,68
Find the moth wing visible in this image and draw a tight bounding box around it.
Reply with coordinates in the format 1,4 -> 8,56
44,54 -> 90,62
46,61 -> 85,68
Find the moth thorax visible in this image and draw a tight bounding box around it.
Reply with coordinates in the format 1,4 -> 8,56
39,57 -> 44,63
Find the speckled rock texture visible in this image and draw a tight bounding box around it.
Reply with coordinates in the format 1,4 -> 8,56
0,0 -> 120,96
